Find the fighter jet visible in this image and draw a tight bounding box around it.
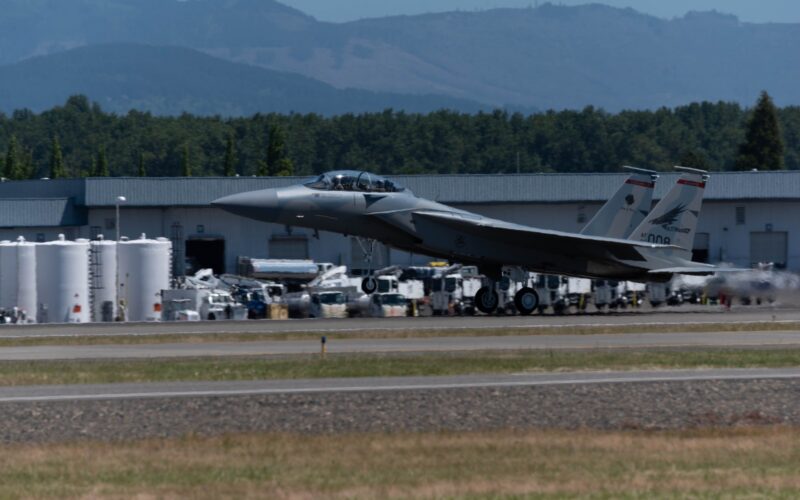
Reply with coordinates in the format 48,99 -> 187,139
213,166 -> 716,314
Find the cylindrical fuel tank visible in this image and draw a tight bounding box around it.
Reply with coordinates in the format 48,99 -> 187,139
0,240 -> 15,310
0,238 -> 38,322
90,237 -> 118,322
36,235 -> 90,324
15,238 -> 37,323
118,235 -> 171,322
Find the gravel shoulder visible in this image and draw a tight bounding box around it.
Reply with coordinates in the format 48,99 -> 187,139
1,377 -> 798,444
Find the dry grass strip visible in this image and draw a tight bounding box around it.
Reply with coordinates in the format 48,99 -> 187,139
2,427 -> 800,498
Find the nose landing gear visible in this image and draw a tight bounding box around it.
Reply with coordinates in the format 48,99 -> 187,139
356,237 -> 379,294
361,276 -> 378,294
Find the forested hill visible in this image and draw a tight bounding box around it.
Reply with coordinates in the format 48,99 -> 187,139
0,44 -> 487,116
1,97 -> 798,179
0,0 -> 798,111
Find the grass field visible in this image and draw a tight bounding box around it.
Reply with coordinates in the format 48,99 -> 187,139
2,348 -> 800,386
2,427 -> 800,498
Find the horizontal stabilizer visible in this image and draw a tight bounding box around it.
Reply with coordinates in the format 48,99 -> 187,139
647,265 -> 750,276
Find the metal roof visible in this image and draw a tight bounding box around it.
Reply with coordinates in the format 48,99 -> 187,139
81,171 -> 800,207
0,171 -> 797,209
0,198 -> 86,228
84,177 -> 300,207
0,179 -> 85,204
402,171 -> 800,204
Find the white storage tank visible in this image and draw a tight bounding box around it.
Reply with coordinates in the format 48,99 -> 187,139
15,237 -> 37,323
118,234 -> 171,322
90,237 -> 118,322
0,238 -> 38,323
36,235 -> 90,324
0,240 -> 15,310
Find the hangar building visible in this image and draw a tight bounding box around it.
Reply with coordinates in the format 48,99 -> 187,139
0,171 -> 797,275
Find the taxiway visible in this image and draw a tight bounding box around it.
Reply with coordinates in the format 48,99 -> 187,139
0,306 -> 798,339
2,330 -> 800,361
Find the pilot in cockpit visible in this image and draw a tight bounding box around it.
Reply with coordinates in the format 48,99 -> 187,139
333,174 -> 345,190
304,171 -> 406,194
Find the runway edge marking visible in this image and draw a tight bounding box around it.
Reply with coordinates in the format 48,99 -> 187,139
2,370 -> 800,403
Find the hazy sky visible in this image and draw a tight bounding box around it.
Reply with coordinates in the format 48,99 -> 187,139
279,0 -> 800,23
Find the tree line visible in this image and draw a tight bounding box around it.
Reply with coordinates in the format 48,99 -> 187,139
1,92 -> 795,180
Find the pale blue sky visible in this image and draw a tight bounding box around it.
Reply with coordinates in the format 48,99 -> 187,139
280,0 -> 800,23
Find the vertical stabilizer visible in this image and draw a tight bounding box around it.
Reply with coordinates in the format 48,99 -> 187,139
629,166 -> 708,256
581,166 -> 658,239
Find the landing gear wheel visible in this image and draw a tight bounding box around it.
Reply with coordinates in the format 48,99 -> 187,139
361,277 -> 378,294
514,287 -> 539,315
475,286 -> 499,314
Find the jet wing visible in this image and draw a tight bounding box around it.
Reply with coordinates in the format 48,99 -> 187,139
647,266 -> 715,276
412,210 -> 673,262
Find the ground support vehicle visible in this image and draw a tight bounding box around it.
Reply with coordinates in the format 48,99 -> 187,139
162,289 -> 247,321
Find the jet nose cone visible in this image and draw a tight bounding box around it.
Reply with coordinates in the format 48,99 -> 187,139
212,189 -> 281,222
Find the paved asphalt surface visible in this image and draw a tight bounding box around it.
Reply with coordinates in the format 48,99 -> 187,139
2,368 -> 800,403
0,306 -> 798,339
2,330 -> 800,361
2,306 -> 800,442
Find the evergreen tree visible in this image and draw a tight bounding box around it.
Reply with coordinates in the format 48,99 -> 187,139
95,146 -> 110,176
49,136 -> 66,179
3,135 -> 24,180
224,133 -> 237,176
266,123 -> 294,176
21,148 -> 36,179
735,91 -> 785,170
181,143 -> 191,177
256,159 -> 268,176
1,95 -> 800,178
678,149 -> 712,171
138,151 -> 146,177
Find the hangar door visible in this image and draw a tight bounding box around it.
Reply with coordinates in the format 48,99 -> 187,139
750,231 -> 787,269
269,236 -> 309,259
186,237 -> 225,275
692,233 -> 710,263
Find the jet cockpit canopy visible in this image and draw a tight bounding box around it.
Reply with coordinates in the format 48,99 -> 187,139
304,170 -> 407,193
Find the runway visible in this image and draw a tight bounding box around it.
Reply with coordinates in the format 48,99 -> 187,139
2,368 -> 800,403
3,307 -> 800,443
0,306 -> 799,339
3,330 -> 800,361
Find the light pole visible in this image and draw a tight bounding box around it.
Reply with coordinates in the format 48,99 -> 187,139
115,196 -> 126,241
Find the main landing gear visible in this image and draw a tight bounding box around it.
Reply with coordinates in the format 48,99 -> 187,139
475,276 -> 539,316
475,286 -> 499,314
513,287 -> 539,315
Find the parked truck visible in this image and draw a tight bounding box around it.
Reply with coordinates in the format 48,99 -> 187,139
309,291 -> 348,318
349,292 -> 408,317
162,288 -> 247,321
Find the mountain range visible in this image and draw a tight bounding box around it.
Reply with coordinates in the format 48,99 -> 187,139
0,44 -> 487,115
0,0 -> 798,115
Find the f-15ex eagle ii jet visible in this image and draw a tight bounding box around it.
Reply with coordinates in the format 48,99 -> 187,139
214,166 -> 719,315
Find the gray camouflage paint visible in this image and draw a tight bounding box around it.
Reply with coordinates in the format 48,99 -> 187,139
213,171 -> 713,282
